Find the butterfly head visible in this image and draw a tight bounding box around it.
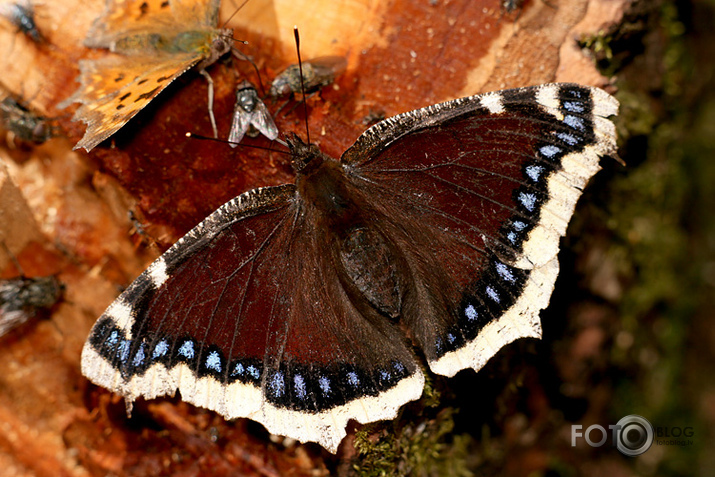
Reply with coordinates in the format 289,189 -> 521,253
285,133 -> 329,174
197,28 -> 233,69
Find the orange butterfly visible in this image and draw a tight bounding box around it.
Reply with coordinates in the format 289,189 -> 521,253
62,0 -> 233,151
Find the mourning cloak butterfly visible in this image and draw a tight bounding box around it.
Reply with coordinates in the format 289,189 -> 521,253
81,83 -> 618,452
228,80 -> 278,146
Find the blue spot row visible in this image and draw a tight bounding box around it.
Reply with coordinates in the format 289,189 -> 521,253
563,100 -> 585,113
90,318 -> 417,413
232,362 -> 261,381
257,361 -> 411,411
506,219 -> 529,245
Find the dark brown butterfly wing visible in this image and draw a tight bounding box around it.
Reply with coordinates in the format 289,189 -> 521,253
81,184 -> 423,452
82,82 -> 617,453
340,83 -> 618,376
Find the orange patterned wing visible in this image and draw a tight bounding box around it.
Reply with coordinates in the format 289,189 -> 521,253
85,0 -> 220,49
66,51 -> 201,151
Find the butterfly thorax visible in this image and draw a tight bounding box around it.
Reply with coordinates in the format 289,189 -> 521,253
195,28 -> 232,70
291,134 -> 406,319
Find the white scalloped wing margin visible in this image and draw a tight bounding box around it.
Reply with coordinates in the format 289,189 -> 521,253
429,256 -> 558,377
82,343 -> 425,453
429,85 -> 618,377
512,85 -> 618,270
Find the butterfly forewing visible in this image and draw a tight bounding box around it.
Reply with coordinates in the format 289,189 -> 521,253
68,52 -> 201,151
85,0 -> 219,48
341,83 -> 618,376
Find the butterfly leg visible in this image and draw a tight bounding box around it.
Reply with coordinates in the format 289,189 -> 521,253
281,91 -> 319,117
231,49 -> 265,96
199,68 -> 218,138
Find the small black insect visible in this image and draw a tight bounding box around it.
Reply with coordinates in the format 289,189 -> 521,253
228,80 -> 278,146
269,56 -> 347,99
0,0 -> 44,43
0,96 -> 53,143
0,245 -> 62,337
501,0 -> 525,14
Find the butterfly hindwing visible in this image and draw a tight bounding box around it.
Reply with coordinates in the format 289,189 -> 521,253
341,83 -> 618,376
82,185 -> 424,452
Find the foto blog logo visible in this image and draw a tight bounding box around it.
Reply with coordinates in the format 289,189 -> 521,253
571,415 -> 654,456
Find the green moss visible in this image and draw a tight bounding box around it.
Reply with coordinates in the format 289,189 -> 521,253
580,31 -> 615,61
604,1 -> 710,475
352,407 -> 473,477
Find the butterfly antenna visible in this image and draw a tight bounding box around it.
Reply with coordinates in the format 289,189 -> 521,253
0,240 -> 25,277
185,132 -> 291,156
222,0 -> 251,28
293,27 -> 311,145
231,47 -> 264,95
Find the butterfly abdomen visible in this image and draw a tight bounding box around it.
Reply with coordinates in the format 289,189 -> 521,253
339,227 -> 404,319
112,33 -> 165,52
